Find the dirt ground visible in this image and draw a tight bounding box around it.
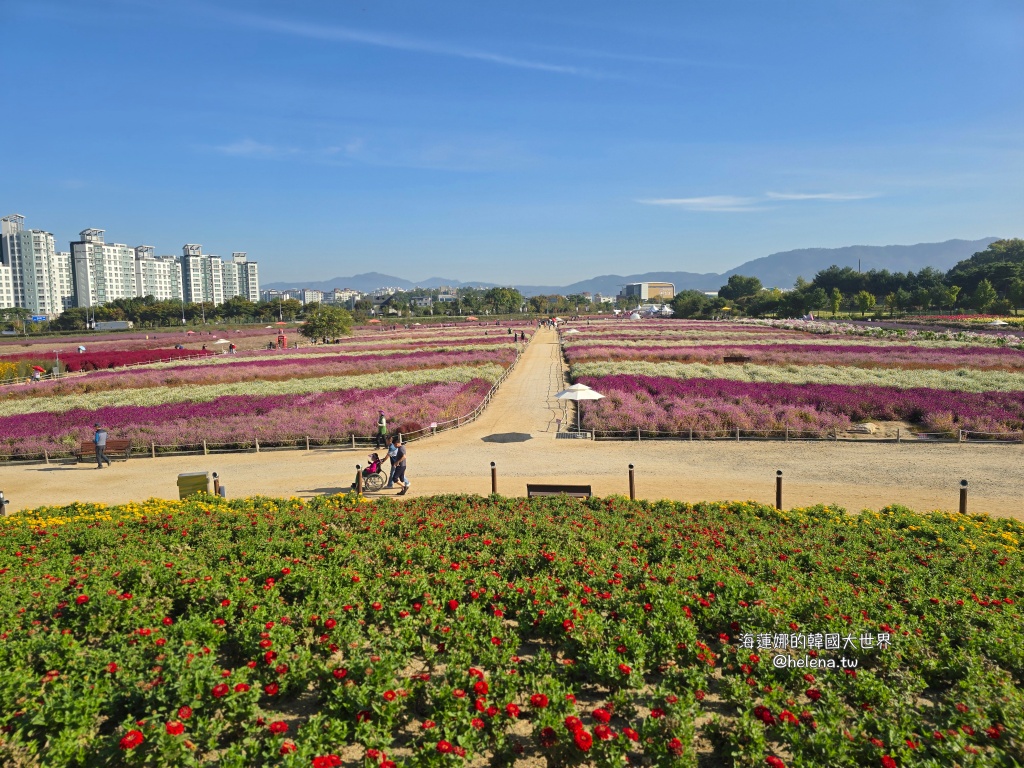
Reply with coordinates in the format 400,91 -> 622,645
3,327 -> 1022,518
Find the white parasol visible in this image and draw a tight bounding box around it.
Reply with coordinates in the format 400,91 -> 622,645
555,384 -> 605,431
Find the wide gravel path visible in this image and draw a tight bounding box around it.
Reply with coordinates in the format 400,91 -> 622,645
4,327 -> 1022,518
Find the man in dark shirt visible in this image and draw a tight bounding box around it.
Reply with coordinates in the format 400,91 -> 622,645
391,435 -> 409,495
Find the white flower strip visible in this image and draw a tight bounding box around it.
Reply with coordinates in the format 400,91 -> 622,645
0,364 -> 505,417
570,360 -> 1024,393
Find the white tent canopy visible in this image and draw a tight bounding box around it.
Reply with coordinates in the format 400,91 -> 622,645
556,384 -> 605,431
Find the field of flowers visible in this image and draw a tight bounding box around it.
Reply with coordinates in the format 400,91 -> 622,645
563,320 -> 1024,438
0,493 -> 1020,767
0,326 -> 520,458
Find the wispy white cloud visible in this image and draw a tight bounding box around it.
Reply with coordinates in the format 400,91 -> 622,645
213,139 -> 296,157
765,191 -> 877,201
205,8 -> 604,78
637,195 -> 765,212
639,191 -> 878,212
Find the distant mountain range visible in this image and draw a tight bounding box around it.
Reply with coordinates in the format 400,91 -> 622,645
263,238 -> 1000,298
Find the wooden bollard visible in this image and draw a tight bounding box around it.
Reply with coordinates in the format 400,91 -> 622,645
775,470 -> 783,510
959,479 -> 967,514
628,464 -> 635,500
356,465 -> 363,495
490,462 -> 497,495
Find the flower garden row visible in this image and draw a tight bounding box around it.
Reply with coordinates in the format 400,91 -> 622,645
561,320 -> 1024,437
0,327 -> 520,457
0,493 -> 1020,767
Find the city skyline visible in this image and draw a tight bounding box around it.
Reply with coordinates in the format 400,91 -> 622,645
4,1 -> 1022,284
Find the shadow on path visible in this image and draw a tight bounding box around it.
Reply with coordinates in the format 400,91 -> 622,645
481,432 -> 533,443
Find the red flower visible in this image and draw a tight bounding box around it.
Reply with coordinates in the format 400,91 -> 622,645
106,662 -> 118,674
753,706 -> 775,726
165,721 -> 184,736
539,727 -> 557,747
667,737 -> 684,756
372,602 -> 383,611
766,757 -> 786,768
453,688 -> 466,698
436,740 -> 453,754
573,729 -> 593,752
75,595 -> 89,605
233,683 -> 250,693
530,693 -> 549,708
505,703 -> 520,718
490,636 -> 502,646
474,680 -> 489,695
312,756 -> 342,768
649,708 -> 665,719
383,690 -> 397,702
594,724 -> 614,741
268,721 -> 288,734
332,667 -> 347,679
324,618 -> 337,629
448,599 -> 459,611
221,599 -> 230,607
592,707 -> 611,723
280,741 -> 297,755
805,689 -> 822,701
422,720 -> 436,730
162,617 -> 173,626
618,663 -> 632,675
212,683 -> 229,698
264,682 -> 279,695
178,706 -> 192,720
986,726 -> 1002,739
562,619 -> 575,632
881,757 -> 897,768
471,718 -> 485,730
119,729 -> 144,750
564,716 -> 583,732
778,710 -> 799,726
623,727 -> 640,742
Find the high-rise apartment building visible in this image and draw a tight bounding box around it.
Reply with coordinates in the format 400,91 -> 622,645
0,214 -> 73,315
70,228 -> 136,308
182,246 -> 258,306
134,246 -> 183,302
221,252 -> 260,303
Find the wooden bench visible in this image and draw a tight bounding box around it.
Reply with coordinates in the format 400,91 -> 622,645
723,355 -> 751,363
77,440 -> 132,462
526,483 -> 592,499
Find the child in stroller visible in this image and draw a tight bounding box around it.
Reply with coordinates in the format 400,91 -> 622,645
351,452 -> 389,492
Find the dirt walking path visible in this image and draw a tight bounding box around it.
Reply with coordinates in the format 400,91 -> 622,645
3,326 -> 1023,518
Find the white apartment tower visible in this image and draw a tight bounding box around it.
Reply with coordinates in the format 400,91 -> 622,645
222,252 -> 259,303
134,246 -> 183,302
181,245 -> 257,306
71,228 -> 136,308
0,214 -> 72,315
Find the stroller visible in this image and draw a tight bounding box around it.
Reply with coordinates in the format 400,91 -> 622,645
353,452 -> 389,492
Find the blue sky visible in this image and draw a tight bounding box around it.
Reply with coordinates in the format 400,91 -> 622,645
3,1 -> 1022,285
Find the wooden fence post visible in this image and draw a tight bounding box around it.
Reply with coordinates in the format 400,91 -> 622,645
203,440 -> 208,455
959,480 -> 968,514
628,464 -> 635,500
151,442 -> 156,458
305,436 -> 310,451
637,427 -> 641,442
490,462 -> 497,495
775,470 -> 783,510
255,438 -> 260,453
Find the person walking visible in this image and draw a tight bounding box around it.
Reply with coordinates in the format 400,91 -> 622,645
385,437 -> 400,489
94,423 -> 111,469
375,410 -> 388,449
390,435 -> 409,495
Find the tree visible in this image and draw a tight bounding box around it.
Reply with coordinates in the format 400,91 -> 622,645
854,290 -> 876,317
669,290 -> 712,319
718,275 -> 763,301
299,306 -> 353,342
971,279 -> 998,313
884,293 -> 897,318
829,288 -> 843,318
1006,279 -> 1024,316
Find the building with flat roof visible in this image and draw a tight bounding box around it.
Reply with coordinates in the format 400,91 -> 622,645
619,282 -> 675,302
70,228 -> 136,309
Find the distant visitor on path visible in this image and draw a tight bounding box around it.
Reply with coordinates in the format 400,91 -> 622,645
94,423 -> 111,469
375,410 -> 388,449
386,438 -> 400,489
391,435 -> 409,495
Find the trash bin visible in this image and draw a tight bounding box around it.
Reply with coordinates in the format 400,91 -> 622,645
177,472 -> 210,499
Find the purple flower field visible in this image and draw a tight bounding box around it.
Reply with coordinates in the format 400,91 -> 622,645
16,347 -> 515,399
566,342 -> 1024,370
575,374 -> 1024,436
0,379 -> 493,456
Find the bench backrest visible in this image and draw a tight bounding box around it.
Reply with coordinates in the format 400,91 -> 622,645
526,483 -> 592,499
80,439 -> 131,451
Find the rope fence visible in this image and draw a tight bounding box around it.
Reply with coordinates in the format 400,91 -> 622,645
585,426 -> 1024,444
